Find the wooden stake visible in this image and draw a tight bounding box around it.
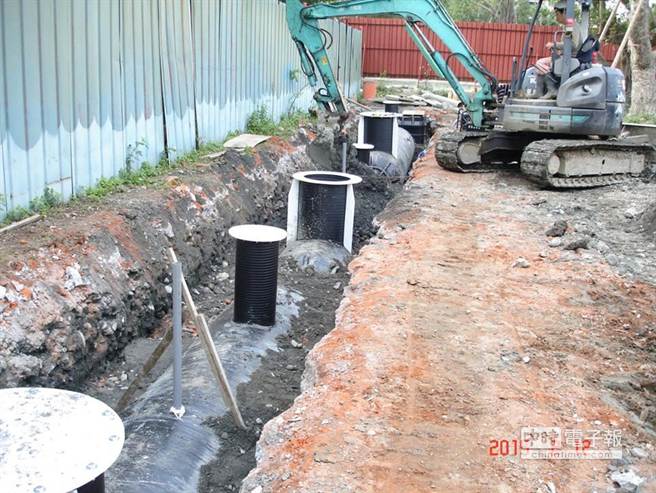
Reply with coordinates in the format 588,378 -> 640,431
598,0 -> 621,44
166,248 -> 246,429
115,328 -> 173,413
0,214 -> 42,235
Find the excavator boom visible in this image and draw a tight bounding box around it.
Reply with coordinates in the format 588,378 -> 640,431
285,0 -> 498,128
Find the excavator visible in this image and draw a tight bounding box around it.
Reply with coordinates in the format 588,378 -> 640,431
284,0 -> 653,188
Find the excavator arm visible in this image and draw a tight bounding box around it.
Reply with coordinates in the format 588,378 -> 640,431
285,0 -> 498,128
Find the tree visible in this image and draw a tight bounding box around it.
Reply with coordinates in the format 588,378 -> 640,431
628,0 -> 656,115
444,0 -> 559,24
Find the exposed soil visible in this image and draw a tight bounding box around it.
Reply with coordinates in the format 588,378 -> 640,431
197,257 -> 350,493
241,136 -> 656,493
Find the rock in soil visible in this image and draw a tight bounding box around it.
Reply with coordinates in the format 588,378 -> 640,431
546,219 -> 568,237
564,236 -> 591,250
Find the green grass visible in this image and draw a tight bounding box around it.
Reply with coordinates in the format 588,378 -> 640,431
246,105 -> 317,138
624,113 -> 656,125
1,187 -> 62,226
80,140 -> 229,201
376,83 -> 395,98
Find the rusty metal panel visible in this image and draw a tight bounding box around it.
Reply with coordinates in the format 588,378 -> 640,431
159,0 -> 196,159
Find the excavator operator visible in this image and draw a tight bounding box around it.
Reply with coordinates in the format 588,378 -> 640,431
534,0 -> 584,98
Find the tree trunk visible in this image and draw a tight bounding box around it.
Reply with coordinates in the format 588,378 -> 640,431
628,0 -> 656,115
497,0 -> 517,23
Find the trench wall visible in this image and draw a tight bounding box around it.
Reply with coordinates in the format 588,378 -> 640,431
0,134 -> 327,388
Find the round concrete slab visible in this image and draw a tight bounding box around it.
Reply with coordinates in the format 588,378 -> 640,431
229,224 -> 287,243
292,171 -> 362,186
0,387 -> 124,493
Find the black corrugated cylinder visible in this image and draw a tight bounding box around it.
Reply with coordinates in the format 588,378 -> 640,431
298,174 -> 348,244
353,143 -> 374,164
363,113 -> 396,154
384,101 -> 400,113
230,225 -> 286,326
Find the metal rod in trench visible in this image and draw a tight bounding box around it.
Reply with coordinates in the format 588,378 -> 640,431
341,141 -> 348,173
171,261 -> 185,418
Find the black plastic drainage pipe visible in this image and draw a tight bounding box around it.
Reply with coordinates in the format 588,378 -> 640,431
353,143 -> 374,165
229,225 -> 287,327
383,100 -> 401,113
361,111 -> 400,155
294,172 -> 361,245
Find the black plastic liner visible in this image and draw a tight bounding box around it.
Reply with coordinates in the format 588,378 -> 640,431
233,239 -> 280,326
105,289 -> 302,493
368,127 -> 415,177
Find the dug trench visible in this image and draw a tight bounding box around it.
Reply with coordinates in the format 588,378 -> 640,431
196,150 -> 405,490
0,115 -> 408,491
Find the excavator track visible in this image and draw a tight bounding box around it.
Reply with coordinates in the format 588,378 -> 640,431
435,130 -> 492,172
520,139 -> 654,188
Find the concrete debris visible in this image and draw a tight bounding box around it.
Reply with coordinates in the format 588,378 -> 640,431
512,257 -> 531,268
564,237 -> 590,251
217,272 -> 230,281
631,447 -> 649,459
162,222 -> 175,238
64,265 -> 86,290
546,220 -> 568,237
0,285 -> 6,300
610,469 -> 645,492
290,339 -> 302,348
606,253 -> 620,266
624,207 -> 642,219
223,133 -> 271,150
548,238 -> 563,248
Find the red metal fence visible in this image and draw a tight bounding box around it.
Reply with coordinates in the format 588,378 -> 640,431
345,18 -> 618,82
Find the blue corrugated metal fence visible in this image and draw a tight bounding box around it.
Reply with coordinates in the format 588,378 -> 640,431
0,0 -> 363,219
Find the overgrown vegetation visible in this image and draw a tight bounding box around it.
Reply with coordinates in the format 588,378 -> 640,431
375,83 -> 395,98
246,105 -> 316,138
1,187 -> 62,225
80,140 -> 228,201
624,113 -> 656,125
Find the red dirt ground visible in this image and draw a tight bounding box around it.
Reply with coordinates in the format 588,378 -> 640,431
241,144 -> 656,492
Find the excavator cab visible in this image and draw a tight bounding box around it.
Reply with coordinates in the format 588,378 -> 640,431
502,0 -> 625,138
